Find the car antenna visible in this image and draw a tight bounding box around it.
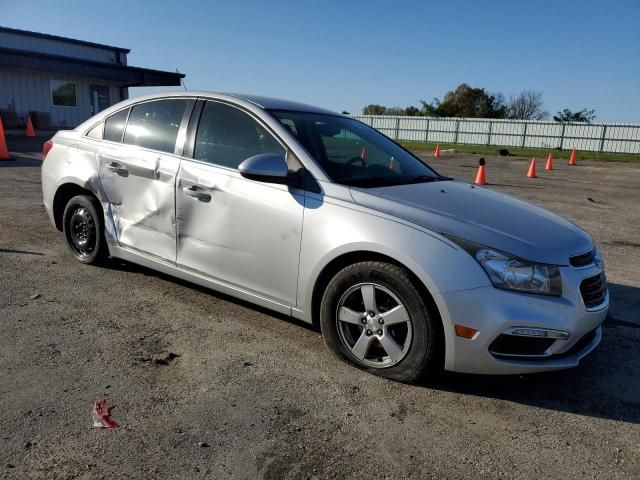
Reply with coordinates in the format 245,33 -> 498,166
177,69 -> 188,90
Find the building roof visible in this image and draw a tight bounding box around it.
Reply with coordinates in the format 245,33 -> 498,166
0,47 -> 184,87
0,25 -> 130,53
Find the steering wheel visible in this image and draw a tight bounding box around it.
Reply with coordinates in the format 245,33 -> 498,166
346,156 -> 366,167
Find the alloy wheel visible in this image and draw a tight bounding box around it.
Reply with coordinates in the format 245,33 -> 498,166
336,283 -> 413,368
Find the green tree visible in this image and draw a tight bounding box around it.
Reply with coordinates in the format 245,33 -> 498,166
553,108 -> 596,123
404,106 -> 422,116
384,106 -> 406,115
362,104 -> 387,115
420,84 -> 508,118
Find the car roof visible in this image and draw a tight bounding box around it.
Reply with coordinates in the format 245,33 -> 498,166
130,91 -> 339,116
222,93 -> 338,115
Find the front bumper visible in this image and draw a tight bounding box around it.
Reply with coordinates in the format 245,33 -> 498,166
435,263 -> 608,375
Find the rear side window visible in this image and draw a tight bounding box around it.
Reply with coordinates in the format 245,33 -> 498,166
86,122 -> 104,139
104,108 -> 129,142
123,99 -> 187,154
194,101 -> 285,169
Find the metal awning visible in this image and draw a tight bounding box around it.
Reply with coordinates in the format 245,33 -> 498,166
0,47 -> 184,86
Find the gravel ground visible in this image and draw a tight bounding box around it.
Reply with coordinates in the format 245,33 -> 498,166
1,138 -> 639,479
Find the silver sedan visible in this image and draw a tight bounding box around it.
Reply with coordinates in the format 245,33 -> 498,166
41,92 -> 609,382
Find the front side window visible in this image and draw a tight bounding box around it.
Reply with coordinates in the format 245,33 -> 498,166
123,99 -> 188,153
194,101 -> 285,169
104,108 -> 129,143
50,80 -> 77,107
269,110 -> 443,188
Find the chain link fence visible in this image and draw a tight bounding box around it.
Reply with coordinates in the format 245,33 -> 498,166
350,115 -> 640,154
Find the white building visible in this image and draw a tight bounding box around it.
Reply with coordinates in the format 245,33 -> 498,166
0,26 -> 184,129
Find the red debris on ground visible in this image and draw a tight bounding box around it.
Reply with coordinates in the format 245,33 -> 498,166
92,399 -> 119,429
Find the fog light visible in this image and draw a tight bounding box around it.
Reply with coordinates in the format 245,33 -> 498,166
455,325 -> 479,339
506,327 -> 570,340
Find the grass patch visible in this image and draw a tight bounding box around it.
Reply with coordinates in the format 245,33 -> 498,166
401,141 -> 640,163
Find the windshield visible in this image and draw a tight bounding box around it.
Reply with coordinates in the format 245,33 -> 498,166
269,110 -> 446,188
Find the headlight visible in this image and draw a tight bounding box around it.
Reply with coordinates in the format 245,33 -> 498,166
446,236 -> 562,296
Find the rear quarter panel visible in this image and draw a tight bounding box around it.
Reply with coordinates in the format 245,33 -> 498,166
41,132 -> 110,235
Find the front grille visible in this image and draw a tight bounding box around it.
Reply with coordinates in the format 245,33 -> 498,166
580,273 -> 607,309
570,249 -> 595,267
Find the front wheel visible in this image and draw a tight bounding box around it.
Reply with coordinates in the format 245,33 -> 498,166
320,261 -> 442,383
62,195 -> 108,265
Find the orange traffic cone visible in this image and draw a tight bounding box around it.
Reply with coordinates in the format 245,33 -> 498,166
25,116 -> 36,137
360,144 -> 367,161
527,158 -> 537,178
434,144 -> 441,157
545,153 -> 553,170
474,158 -> 486,185
0,116 -> 10,160
568,148 -> 577,166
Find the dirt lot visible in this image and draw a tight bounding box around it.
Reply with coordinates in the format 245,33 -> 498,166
1,137 -> 639,479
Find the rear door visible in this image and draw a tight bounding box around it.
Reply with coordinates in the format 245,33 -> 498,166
175,100 -> 304,306
98,98 -> 193,261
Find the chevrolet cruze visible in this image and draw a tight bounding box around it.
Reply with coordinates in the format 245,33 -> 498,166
41,92 -> 609,382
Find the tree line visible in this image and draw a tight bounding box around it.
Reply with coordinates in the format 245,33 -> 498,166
361,83 -> 596,123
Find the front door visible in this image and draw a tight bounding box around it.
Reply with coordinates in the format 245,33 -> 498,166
176,100 -> 304,306
98,98 -> 190,261
89,85 -> 110,115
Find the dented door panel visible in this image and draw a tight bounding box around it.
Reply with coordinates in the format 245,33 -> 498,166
176,160 -> 304,306
98,144 -> 180,261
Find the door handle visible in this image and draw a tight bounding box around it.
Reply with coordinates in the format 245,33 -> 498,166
181,185 -> 211,202
105,162 -> 128,175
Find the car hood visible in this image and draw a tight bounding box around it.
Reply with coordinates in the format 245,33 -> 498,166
349,180 -> 592,265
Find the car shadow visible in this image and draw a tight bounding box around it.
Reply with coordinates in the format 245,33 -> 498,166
0,247 -> 44,255
101,256 -> 640,424
421,282 -> 640,424
0,155 -> 43,168
102,257 -> 318,333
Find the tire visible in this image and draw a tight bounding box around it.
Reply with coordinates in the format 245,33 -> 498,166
62,195 -> 108,265
320,261 -> 442,383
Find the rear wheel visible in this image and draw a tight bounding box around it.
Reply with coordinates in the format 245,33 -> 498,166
62,195 -> 108,265
320,261 -> 442,383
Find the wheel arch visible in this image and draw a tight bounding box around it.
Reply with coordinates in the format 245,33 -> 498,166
52,182 -> 101,231
310,250 -> 443,336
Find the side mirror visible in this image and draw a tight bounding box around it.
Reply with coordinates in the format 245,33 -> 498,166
238,154 -> 289,184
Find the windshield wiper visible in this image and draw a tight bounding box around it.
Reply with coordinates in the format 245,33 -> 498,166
403,175 -> 451,184
339,175 -> 450,188
339,177 -> 395,188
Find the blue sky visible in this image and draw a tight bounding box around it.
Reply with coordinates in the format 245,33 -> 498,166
3,0 -> 640,121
